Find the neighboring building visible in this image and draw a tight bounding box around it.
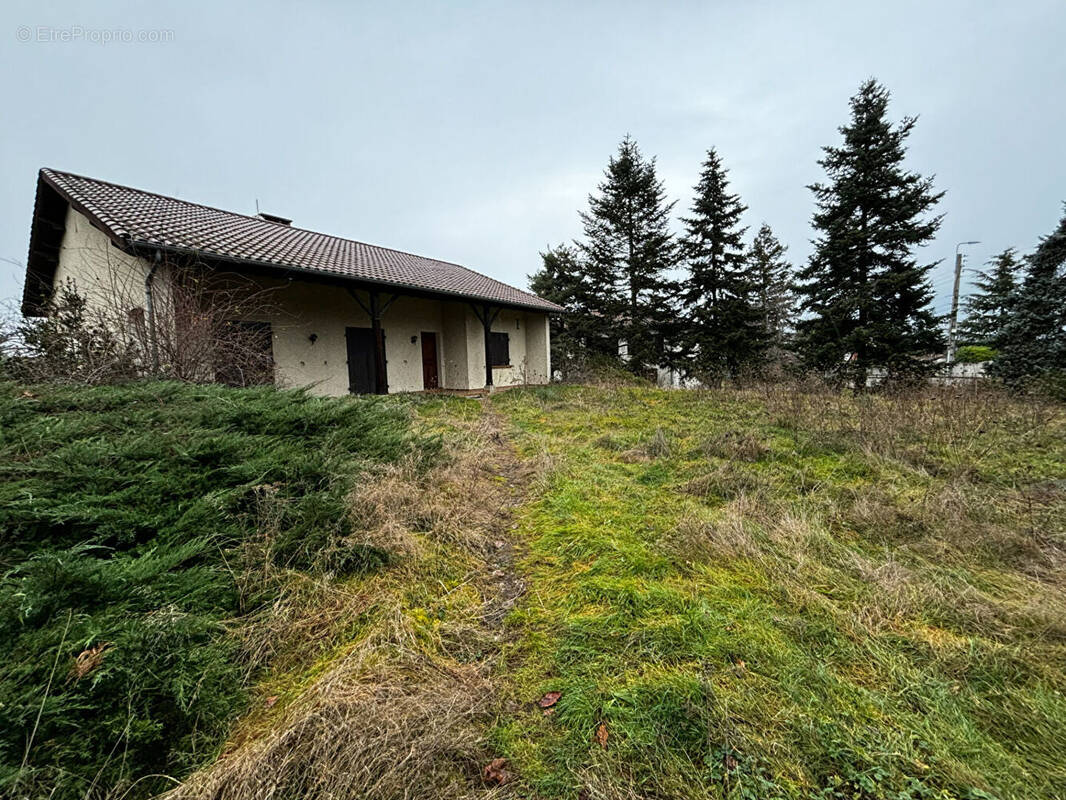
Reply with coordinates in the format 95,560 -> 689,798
616,337 -> 700,389
848,353 -> 990,387
21,169 -> 561,394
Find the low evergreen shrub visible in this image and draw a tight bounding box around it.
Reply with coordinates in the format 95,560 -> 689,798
0,381 -> 436,799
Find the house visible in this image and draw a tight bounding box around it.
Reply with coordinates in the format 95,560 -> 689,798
21,169 -> 561,394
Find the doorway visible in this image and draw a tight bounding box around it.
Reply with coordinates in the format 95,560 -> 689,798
346,326 -> 381,393
421,331 -> 439,390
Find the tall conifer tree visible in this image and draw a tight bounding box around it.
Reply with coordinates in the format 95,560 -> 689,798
958,249 -> 1020,349
747,223 -> 795,357
796,79 -> 944,386
679,148 -> 764,379
578,136 -> 677,372
990,208 -> 1066,388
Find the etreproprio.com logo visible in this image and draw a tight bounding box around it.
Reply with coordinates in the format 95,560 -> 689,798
16,25 -> 175,44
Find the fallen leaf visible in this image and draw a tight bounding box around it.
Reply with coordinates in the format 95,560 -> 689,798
68,643 -> 111,681
542,707 -> 555,717
537,691 -> 561,708
595,722 -> 608,750
724,752 -> 738,772
482,757 -> 512,786
264,695 -> 279,708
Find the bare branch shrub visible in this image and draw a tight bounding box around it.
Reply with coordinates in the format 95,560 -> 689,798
138,263 -> 282,386
4,250 -> 284,387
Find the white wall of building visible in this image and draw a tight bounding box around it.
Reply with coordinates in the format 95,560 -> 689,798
52,206 -> 161,314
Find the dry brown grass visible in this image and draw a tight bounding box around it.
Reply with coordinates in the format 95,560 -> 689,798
700,429 -> 769,462
353,411 -> 528,557
67,642 -> 111,682
619,427 -> 674,463
644,427 -> 672,459
681,463 -> 764,501
756,381 -> 1059,475
170,650 -> 495,800
232,573 -> 374,676
666,508 -> 760,565
664,462 -> 1066,645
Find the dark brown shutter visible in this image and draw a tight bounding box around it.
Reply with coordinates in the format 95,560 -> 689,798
488,332 -> 510,366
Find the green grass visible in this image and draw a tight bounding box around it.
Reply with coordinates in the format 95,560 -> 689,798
0,381 -> 437,800
4,380 -> 1064,800
490,384 -> 1066,800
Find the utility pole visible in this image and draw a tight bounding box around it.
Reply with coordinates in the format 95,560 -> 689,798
946,240 -> 980,365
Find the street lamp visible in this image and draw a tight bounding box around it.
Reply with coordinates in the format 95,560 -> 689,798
946,240 -> 980,365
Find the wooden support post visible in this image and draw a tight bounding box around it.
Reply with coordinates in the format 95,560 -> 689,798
482,303 -> 493,389
471,302 -> 502,390
370,291 -> 388,395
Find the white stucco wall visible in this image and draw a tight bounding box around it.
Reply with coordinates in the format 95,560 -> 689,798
52,207 -> 160,314
441,302 -> 475,390
48,207 -> 552,395
525,313 -> 551,384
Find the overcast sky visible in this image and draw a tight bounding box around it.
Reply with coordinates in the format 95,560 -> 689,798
2,1 -> 1063,318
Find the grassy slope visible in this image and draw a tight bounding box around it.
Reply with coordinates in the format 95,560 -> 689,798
491,385 -> 1066,800
0,381 -> 434,800
4,382 -> 1064,800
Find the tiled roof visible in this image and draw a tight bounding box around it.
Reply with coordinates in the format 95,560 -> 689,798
32,168 -> 562,313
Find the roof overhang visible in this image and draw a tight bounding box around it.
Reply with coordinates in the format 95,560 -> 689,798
123,237 -> 565,314
22,174 -> 67,316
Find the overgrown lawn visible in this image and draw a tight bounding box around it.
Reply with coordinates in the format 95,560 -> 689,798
492,384 -> 1066,800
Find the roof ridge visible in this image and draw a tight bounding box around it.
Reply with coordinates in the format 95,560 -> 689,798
42,167 -> 497,274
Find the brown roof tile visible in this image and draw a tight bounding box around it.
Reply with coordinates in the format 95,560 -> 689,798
34,168 -> 562,313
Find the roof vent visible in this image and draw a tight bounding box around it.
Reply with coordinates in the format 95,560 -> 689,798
257,212 -> 292,226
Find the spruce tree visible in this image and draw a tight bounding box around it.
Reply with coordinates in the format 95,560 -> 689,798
528,244 -> 596,377
796,79 -> 944,387
989,208 -> 1066,388
747,223 -> 796,358
679,148 -> 764,380
957,249 -> 1020,349
578,136 -> 677,373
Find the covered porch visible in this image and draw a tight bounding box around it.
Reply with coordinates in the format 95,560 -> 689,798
262,279 -> 551,395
